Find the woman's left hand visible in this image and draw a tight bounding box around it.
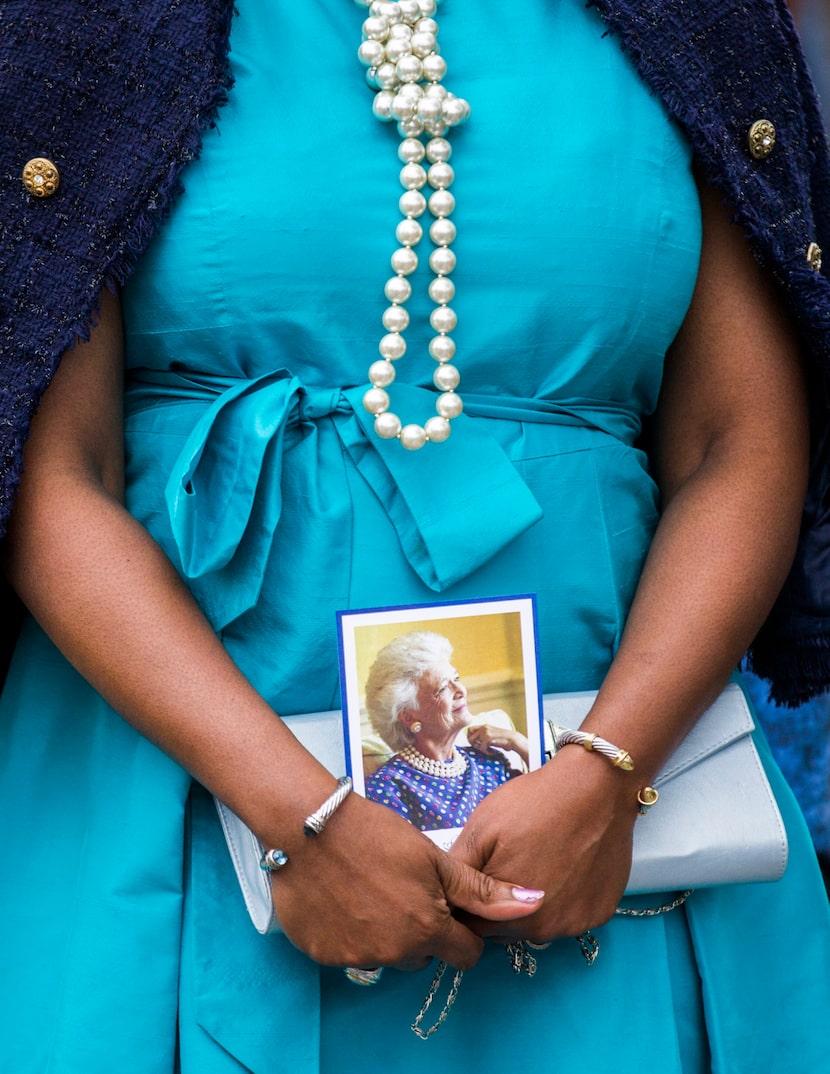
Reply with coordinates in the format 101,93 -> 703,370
449,744 -> 638,941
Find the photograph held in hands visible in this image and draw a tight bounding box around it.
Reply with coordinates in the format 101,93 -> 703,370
338,595 -> 544,850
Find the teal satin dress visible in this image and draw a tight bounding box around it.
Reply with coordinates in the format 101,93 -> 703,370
2,2 -> 829,1072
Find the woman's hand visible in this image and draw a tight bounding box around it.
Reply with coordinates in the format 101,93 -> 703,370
268,790 -> 545,968
467,723 -> 530,767
450,747 -> 637,942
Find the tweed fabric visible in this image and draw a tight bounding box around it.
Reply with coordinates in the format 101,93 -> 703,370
1,0 -> 829,702
590,0 -> 830,702
0,0 -> 234,532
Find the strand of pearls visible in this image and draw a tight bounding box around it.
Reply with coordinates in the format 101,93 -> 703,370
355,0 -> 471,450
399,745 -> 469,777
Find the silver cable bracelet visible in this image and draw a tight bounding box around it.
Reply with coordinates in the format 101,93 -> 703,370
260,775 -> 353,869
551,725 -> 634,771
303,776 -> 353,837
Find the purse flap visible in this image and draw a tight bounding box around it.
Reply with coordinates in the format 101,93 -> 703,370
542,680 -> 755,787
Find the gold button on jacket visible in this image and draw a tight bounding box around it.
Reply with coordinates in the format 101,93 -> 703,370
747,119 -> 776,160
22,157 -> 60,197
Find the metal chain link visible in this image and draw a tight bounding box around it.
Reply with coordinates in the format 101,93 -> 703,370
410,961 -> 465,1039
614,889 -> 694,917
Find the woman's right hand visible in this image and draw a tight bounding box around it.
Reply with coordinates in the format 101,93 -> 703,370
467,723 -> 530,767
268,789 -> 544,970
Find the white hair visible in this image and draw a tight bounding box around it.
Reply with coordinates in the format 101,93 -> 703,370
364,631 -> 453,752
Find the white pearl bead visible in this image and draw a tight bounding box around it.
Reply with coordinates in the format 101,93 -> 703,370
410,31 -> 437,57
429,334 -> 456,361
416,96 -> 443,122
436,391 -> 463,419
424,83 -> 448,100
391,246 -> 418,274
417,0 -> 437,15
428,189 -> 455,217
382,304 -> 410,331
363,16 -> 390,40
397,0 -> 421,23
424,119 -> 448,137
398,137 -> 426,162
396,54 -> 423,82
424,415 -> 451,441
374,62 -> 399,89
428,276 -> 455,303
365,66 -> 380,89
429,217 -> 455,245
379,332 -> 407,359
389,22 -> 413,39
372,90 -> 395,120
400,423 -> 428,450
369,360 -> 396,387
400,81 -> 424,99
416,16 -> 439,33
426,137 -> 451,162
397,117 -> 425,138
399,162 -> 426,189
396,217 -> 423,246
433,363 -> 460,391
399,189 -> 426,217
384,37 -> 411,63
391,94 -> 416,120
364,387 -> 390,413
377,1 -> 401,21
429,247 -> 456,275
427,162 -> 454,188
442,97 -> 466,125
375,411 -> 402,439
358,40 -> 386,66
422,53 -> 447,81
385,276 -> 412,302
430,305 -> 456,332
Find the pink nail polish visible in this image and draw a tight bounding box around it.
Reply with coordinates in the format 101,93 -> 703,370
512,887 -> 545,903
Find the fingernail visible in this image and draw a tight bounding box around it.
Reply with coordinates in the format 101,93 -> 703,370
512,887 -> 545,903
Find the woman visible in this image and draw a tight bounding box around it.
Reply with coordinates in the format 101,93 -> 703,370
1,1 -> 829,1071
363,631 -> 529,832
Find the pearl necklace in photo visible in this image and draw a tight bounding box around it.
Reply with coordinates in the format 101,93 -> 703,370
355,0 -> 471,450
400,744 -> 469,777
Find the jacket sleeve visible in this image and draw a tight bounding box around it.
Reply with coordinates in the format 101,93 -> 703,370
0,0 -> 234,539
590,0 -> 830,703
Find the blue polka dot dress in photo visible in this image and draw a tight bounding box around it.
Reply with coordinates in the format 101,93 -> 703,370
365,748 -> 511,829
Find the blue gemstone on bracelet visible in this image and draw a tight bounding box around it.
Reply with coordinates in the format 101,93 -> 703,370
260,848 -> 289,871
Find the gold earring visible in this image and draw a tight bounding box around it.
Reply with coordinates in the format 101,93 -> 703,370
410,722 -> 423,734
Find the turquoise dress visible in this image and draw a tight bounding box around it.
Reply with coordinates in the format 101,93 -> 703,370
2,2 -> 829,1071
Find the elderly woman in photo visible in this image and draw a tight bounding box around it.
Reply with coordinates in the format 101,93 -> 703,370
364,631 -> 529,831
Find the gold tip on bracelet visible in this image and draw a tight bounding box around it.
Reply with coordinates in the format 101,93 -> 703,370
612,749 -> 634,771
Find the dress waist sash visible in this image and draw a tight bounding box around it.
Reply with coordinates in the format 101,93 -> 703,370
125,367 -> 638,630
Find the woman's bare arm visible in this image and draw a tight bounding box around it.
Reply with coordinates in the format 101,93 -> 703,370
452,178 -> 809,938
4,288 -> 541,967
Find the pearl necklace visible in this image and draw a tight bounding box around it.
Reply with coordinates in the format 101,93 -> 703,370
400,744 -> 469,777
355,0 -> 471,450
